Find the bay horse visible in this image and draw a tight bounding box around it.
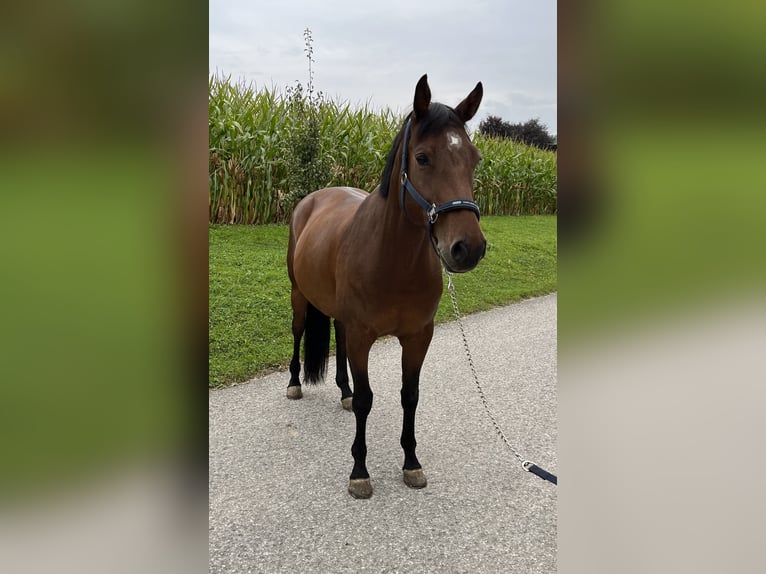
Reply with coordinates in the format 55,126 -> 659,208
286,75 -> 486,498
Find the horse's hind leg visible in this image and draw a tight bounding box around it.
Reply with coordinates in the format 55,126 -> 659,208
334,319 -> 353,410
287,287 -> 307,400
398,324 -> 434,489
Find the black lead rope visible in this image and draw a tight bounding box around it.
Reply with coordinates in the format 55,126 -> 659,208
445,270 -> 558,486
523,461 -> 558,485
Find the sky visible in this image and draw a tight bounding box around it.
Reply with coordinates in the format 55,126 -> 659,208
209,0 -> 556,134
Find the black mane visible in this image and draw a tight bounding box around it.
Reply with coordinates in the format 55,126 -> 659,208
379,103 -> 465,197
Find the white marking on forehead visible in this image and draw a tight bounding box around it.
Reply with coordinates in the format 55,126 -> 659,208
446,131 -> 463,150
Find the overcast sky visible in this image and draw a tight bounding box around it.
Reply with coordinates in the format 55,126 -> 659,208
209,0 -> 556,134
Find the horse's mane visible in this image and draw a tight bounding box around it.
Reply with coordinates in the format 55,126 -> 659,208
379,103 -> 465,198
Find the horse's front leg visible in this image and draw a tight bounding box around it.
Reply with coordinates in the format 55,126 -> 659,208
345,326 -> 375,498
398,323 -> 434,489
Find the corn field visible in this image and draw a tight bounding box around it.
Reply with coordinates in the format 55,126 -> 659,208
472,133 -> 558,215
209,75 -> 556,224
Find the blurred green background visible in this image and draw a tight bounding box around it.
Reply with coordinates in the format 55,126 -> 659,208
559,3 -> 766,574
0,150 -> 183,493
0,0 -> 207,500
559,0 -> 766,340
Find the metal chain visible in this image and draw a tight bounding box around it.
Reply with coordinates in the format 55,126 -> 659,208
444,269 -> 527,466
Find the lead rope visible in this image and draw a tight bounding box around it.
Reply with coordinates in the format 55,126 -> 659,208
444,268 -> 558,486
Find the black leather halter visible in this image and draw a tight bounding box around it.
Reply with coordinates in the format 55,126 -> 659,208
399,119 -> 481,234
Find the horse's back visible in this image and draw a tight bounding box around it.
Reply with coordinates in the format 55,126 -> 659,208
289,187 -> 369,317
290,187 -> 368,251
291,187 -> 367,236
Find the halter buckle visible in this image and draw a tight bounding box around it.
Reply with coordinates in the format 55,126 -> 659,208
427,204 -> 438,224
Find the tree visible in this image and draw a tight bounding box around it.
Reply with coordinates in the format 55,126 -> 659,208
478,116 -> 556,151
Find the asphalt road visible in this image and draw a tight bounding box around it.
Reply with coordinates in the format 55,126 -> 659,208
209,294 -> 557,573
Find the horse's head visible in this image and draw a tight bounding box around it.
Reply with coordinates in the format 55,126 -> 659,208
402,74 -> 487,273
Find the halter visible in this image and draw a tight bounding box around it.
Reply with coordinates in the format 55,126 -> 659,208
399,119 -> 481,235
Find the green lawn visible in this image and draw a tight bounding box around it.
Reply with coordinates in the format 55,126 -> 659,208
209,215 -> 557,387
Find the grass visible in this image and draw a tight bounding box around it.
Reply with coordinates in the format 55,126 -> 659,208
209,215 -> 557,388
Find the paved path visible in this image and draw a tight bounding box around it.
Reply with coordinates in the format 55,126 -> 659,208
209,294 -> 557,573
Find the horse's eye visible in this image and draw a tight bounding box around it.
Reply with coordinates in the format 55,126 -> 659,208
415,154 -> 430,166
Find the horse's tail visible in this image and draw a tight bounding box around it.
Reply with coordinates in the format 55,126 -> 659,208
303,303 -> 330,384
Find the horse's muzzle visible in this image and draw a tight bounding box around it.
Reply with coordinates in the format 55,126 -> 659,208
441,237 -> 487,273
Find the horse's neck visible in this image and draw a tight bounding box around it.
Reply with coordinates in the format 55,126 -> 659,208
353,185 -> 439,275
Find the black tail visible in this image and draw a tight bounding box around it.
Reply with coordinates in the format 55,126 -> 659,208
303,303 -> 330,384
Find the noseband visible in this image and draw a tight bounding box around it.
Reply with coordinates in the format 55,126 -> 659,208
399,119 -> 481,235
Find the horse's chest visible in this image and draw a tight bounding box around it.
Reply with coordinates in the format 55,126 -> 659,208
346,281 -> 441,337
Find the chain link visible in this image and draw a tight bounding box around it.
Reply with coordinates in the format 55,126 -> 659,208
445,269 -> 527,466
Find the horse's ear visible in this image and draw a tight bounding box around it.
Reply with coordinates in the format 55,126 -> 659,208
455,81 -> 483,123
413,74 -> 431,119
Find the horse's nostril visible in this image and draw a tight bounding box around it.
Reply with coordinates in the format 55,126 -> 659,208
451,240 -> 468,263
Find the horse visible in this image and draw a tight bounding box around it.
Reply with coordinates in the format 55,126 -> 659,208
286,75 -> 486,498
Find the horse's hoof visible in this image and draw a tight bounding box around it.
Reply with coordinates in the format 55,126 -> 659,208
341,396 -> 353,411
348,478 -> 373,499
286,386 -> 302,400
403,468 -> 427,489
